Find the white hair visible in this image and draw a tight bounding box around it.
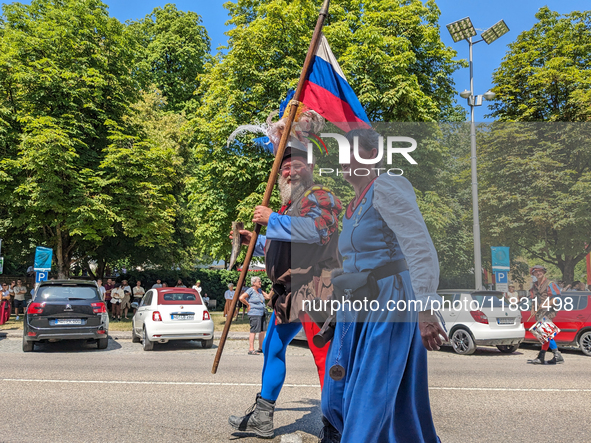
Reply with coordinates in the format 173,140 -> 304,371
228,283 -> 234,288
250,276 -> 261,286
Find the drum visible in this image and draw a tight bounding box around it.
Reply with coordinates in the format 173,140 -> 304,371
529,319 -> 560,343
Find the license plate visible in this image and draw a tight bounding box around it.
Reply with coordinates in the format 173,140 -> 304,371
497,318 -> 514,325
172,315 -> 194,321
55,319 -> 82,325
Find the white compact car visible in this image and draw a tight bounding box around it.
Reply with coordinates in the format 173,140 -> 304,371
437,290 -> 524,355
131,288 -> 214,351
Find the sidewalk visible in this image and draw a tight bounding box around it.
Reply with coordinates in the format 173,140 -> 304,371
0,329 -> 251,340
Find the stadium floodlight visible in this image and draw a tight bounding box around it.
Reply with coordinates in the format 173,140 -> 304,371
446,17 -> 476,43
481,20 -> 510,44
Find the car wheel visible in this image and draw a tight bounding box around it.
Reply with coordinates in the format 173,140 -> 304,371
450,328 -> 476,355
579,331 -> 591,356
131,323 -> 141,343
97,337 -> 108,349
201,338 -> 214,349
496,344 -> 520,354
22,335 -> 34,353
143,327 -> 154,351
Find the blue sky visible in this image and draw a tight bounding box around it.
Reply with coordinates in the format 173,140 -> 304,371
10,1 -> 591,121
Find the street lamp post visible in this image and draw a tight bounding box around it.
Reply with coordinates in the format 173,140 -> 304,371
447,18 -> 509,290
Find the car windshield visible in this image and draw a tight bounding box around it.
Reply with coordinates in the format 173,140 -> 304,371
471,294 -> 503,308
36,285 -> 99,300
158,292 -> 202,305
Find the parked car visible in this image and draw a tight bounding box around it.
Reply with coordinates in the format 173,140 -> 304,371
22,280 -> 109,352
131,287 -> 214,351
520,291 -> 591,356
436,290 -> 524,355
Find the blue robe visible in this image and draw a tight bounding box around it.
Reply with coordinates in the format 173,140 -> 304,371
321,181 -> 440,443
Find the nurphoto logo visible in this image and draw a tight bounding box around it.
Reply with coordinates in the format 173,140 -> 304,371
307,133 -> 418,177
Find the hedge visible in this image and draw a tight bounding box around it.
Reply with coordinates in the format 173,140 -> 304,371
109,269 -> 272,310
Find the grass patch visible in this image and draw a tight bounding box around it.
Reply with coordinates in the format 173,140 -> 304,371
1,312 -> 253,333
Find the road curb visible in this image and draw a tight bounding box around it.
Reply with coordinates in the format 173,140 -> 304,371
0,329 -> 250,340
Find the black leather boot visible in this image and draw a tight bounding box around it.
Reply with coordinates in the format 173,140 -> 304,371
319,416 -> 341,443
228,393 -> 275,438
547,349 -> 564,364
527,350 -> 546,364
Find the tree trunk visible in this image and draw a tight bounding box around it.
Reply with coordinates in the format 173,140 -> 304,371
96,258 -> 107,280
55,224 -> 71,279
561,256 -> 577,283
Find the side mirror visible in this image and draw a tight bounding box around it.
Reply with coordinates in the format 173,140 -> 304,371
131,302 -> 139,309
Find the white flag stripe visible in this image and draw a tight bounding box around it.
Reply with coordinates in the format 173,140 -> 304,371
315,34 -> 347,81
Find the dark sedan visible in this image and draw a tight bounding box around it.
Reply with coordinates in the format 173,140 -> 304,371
22,280 -> 109,352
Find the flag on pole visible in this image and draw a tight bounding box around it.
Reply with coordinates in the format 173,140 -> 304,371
301,34 -> 370,131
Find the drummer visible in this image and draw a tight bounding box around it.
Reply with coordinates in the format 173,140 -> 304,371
526,265 -> 564,365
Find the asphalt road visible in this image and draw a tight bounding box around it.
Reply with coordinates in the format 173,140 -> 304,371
1,336 -> 589,443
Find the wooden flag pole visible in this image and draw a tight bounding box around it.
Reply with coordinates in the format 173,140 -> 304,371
212,0 -> 331,374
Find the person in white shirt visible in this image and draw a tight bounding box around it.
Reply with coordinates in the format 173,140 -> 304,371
96,279 -> 106,301
192,280 -> 202,295
132,281 -> 145,309
110,283 -> 124,322
223,283 -> 236,319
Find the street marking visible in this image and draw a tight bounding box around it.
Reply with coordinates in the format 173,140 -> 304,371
430,386 -> 591,393
1,378 -> 590,392
0,378 -> 320,388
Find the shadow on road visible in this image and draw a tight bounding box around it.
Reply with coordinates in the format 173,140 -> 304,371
30,337 -> 122,353
230,397 -> 322,441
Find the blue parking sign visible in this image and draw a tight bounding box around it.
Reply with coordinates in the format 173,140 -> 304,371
35,271 -> 48,283
496,271 -> 508,284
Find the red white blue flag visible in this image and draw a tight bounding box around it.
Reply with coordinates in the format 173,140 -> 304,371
301,34 -> 370,131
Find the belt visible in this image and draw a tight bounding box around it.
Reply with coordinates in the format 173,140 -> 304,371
370,258 -> 408,281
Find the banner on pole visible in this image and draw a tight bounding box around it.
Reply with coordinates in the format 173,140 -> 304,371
0,257 -> 3,274
34,246 -> 53,271
491,246 -> 510,273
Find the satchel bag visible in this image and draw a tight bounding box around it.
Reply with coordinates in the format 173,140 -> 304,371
331,269 -> 378,302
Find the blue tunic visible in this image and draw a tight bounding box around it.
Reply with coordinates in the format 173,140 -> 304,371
321,180 -> 440,442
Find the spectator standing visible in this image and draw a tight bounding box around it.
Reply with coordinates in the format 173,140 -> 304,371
239,276 -> 270,355
13,279 -> 27,321
162,282 -> 168,287
152,279 -> 163,289
176,279 -> 186,288
96,279 -> 106,301
103,278 -> 114,314
1,283 -> 11,324
132,281 -> 145,306
223,283 -> 236,319
192,280 -> 202,295
505,283 -> 519,304
110,283 -> 124,321
121,280 -> 132,320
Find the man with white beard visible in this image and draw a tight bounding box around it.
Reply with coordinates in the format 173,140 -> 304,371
228,137 -> 342,442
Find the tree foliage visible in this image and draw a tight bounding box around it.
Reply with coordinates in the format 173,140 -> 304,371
130,4 -> 211,114
489,7 -> 591,122
188,0 -> 465,259
0,0 -> 201,277
479,123 -> 591,282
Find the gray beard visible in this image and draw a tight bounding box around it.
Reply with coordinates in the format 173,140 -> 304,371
278,175 -> 313,205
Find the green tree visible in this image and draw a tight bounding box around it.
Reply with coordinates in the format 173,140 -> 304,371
478,123 -> 591,283
130,4 -> 211,114
489,7 -> 591,122
188,0 -> 465,259
0,1 -> 193,278
0,0 -> 139,277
